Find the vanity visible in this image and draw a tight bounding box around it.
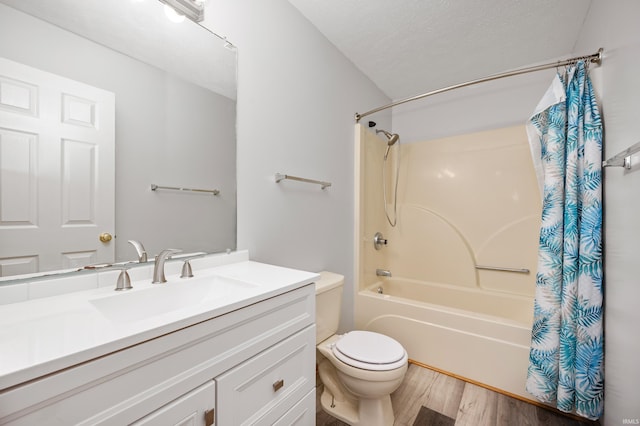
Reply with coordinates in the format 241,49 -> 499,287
0,251 -> 318,425
0,1 -> 319,423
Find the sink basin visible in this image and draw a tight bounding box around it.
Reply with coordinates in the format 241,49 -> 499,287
89,276 -> 250,323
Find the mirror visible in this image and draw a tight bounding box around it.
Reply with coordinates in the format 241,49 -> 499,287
0,0 -> 237,281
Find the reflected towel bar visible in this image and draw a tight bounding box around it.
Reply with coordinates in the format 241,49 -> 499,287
275,173 -> 332,189
602,141 -> 640,169
475,265 -> 530,274
151,184 -> 220,195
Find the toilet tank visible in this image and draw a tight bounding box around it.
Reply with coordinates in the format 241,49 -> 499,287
315,271 -> 344,344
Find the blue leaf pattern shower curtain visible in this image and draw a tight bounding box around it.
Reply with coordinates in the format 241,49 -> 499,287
526,61 -> 603,420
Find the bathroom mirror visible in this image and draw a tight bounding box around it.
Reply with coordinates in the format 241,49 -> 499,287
0,0 -> 237,281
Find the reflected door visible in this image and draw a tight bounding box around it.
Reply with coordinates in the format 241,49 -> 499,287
0,57 -> 115,276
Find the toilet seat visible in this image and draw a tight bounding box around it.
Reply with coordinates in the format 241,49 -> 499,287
332,331 -> 407,371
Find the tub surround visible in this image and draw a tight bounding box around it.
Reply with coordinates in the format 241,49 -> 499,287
0,249 -> 319,424
357,125 -> 541,296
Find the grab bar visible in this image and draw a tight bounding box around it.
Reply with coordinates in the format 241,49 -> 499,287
475,265 -> 530,274
275,173 -> 332,190
602,141 -> 640,169
151,184 -> 220,195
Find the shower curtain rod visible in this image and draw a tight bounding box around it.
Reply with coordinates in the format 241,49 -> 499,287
354,48 -> 603,122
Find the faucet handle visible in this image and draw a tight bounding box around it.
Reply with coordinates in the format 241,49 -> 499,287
115,269 -> 132,291
110,262 -> 136,291
373,232 -> 388,250
180,254 -> 206,279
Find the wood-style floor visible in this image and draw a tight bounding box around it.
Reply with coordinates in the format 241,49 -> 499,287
316,363 -> 599,426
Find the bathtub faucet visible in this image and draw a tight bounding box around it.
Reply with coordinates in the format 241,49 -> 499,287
376,269 -> 392,277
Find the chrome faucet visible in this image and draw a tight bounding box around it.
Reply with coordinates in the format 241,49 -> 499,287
128,240 -> 148,263
152,249 -> 181,283
376,269 -> 392,277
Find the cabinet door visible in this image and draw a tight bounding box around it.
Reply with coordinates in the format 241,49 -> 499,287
131,380 -> 216,426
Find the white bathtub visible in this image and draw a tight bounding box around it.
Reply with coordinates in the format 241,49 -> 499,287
355,277 -> 535,399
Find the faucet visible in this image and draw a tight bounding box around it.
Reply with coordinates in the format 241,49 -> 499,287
128,240 -> 148,263
376,269 -> 392,277
152,249 -> 181,283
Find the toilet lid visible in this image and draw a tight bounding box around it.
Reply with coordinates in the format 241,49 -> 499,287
332,331 -> 407,371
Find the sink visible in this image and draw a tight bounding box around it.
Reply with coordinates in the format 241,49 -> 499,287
89,276 -> 252,323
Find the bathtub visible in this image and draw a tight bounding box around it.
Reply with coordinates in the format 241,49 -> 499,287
355,277 -> 535,400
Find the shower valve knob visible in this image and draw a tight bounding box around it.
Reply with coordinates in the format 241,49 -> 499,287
373,232 -> 388,250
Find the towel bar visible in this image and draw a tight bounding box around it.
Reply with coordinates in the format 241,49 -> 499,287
151,184 -> 219,195
275,173 -> 331,189
602,141 -> 640,169
475,265 -> 530,274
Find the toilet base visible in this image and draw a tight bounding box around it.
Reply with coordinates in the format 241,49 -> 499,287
319,384 -> 395,426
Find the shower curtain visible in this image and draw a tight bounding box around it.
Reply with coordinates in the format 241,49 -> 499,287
525,61 -> 603,420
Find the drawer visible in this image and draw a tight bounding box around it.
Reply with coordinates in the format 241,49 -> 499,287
273,389 -> 315,426
216,325 -> 315,426
131,380 -> 215,426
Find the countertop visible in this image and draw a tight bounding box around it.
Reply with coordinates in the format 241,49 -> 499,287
0,256 -> 318,390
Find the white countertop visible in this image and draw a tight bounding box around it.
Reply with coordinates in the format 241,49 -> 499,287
0,257 -> 319,390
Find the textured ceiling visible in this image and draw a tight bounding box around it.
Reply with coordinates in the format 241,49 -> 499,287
288,0 -> 593,101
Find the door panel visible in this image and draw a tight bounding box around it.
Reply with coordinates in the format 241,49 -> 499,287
0,57 -> 115,276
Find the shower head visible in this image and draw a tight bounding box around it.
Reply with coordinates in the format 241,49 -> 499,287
376,129 -> 399,146
376,129 -> 400,161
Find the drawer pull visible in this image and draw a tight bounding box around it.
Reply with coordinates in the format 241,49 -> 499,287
204,408 -> 215,426
273,379 -> 284,392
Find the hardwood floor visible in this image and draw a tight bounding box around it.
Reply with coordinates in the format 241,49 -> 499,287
316,363 -> 598,426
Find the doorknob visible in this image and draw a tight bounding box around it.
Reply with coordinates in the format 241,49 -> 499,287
99,232 -> 113,243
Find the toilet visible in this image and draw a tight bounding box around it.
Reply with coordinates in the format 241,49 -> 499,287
315,271 -> 408,426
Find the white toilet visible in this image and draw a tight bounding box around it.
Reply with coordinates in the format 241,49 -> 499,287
315,271 -> 408,426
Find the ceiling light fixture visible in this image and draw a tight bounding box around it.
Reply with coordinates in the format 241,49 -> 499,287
159,0 -> 204,23
163,4 -> 185,23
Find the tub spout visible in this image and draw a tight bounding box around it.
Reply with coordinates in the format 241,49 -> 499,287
376,269 -> 392,277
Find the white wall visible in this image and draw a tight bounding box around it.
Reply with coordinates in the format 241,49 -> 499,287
392,64 -> 560,144
203,0 -> 390,330
573,1 -> 640,423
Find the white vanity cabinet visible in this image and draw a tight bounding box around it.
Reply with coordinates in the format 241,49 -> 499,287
0,284 -> 316,426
